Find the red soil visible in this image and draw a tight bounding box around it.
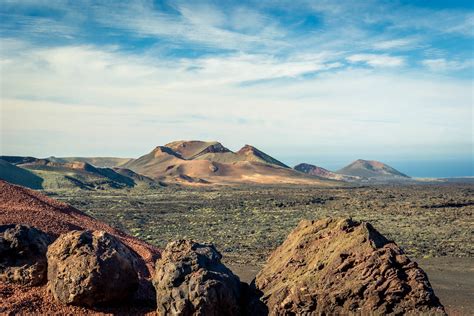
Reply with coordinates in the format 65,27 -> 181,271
0,180 -> 160,314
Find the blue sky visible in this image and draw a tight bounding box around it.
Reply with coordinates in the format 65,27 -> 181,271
0,0 -> 473,176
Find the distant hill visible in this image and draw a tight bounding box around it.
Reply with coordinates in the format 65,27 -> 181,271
123,141 -> 336,186
0,156 -> 39,165
2,142 -> 345,187
47,157 -> 132,168
17,159 -> 145,190
0,159 -> 43,189
337,159 -> 409,179
162,141 -> 289,168
294,163 -> 361,181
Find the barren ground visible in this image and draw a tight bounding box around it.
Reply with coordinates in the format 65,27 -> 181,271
48,183 -> 473,313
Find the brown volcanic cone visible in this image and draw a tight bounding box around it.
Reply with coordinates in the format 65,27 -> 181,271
254,218 -> 445,315
0,180 -> 160,314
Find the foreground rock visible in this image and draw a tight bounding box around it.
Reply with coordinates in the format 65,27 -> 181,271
0,224 -> 53,285
153,240 -> 242,316
254,218 -> 445,315
47,230 -> 139,306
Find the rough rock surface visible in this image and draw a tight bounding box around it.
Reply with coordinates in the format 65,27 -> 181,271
0,224 -> 53,286
254,218 -> 446,315
0,180 -> 160,302
0,180 -> 159,269
47,230 -> 140,306
153,240 -> 242,316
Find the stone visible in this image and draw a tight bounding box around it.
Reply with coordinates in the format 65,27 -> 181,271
47,230 -> 139,306
0,224 -> 53,285
153,240 -> 242,316
254,218 -> 446,315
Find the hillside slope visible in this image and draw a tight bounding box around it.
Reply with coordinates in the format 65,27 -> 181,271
48,157 -> 132,168
124,141 -> 337,186
337,159 -> 409,179
294,163 -> 361,181
18,160 -> 141,190
0,159 -> 44,189
0,179 -> 160,313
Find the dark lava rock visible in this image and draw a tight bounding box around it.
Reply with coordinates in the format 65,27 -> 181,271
254,218 -> 446,315
153,240 -> 241,316
47,230 -> 139,306
0,224 -> 53,286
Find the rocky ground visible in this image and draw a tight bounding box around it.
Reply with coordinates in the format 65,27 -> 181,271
52,183 -> 474,262
48,183 -> 473,313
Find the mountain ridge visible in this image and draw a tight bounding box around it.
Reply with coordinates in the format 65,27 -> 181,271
122,141 -> 334,185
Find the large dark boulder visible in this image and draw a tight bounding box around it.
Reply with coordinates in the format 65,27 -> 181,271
46,230 -> 139,306
153,240 -> 242,316
0,224 -> 53,285
254,218 -> 446,315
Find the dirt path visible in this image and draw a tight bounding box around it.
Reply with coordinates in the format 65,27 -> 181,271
416,257 -> 474,315
227,257 -> 474,316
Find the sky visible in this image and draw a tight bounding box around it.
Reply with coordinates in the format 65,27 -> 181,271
0,0 -> 473,177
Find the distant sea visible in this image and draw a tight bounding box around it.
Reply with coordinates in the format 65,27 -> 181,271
292,158 -> 474,178
385,160 -> 474,178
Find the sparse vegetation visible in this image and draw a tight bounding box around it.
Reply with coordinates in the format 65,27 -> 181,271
51,183 -> 474,266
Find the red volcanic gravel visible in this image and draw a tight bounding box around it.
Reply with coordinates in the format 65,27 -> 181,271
0,180 -> 160,314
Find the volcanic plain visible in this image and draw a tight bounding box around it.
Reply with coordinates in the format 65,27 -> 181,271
48,182 -> 474,314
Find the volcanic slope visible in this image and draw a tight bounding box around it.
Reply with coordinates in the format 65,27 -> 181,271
294,163 -> 361,181
0,180 -> 160,313
0,180 -> 159,266
164,140 -> 288,167
47,156 -> 132,168
17,159 -> 147,190
0,159 -> 44,189
337,159 -> 409,179
123,141 -> 336,185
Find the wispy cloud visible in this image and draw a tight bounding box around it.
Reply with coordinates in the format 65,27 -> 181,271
0,0 -> 473,159
346,54 -> 405,67
372,38 -> 420,50
422,58 -> 473,72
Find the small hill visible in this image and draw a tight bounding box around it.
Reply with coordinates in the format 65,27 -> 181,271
0,155 -> 39,165
294,163 -> 361,181
337,159 -> 409,179
18,160 -> 142,190
48,157 -> 132,168
0,159 -> 44,189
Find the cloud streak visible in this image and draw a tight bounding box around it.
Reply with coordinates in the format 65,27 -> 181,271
0,0 -> 472,163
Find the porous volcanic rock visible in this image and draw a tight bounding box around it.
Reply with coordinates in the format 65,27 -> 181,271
47,230 -> 140,306
153,240 -> 242,316
0,224 -> 53,285
254,218 -> 445,315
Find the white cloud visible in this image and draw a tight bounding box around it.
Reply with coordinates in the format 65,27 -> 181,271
89,1 -> 286,52
346,54 -> 405,67
1,41 -> 471,159
372,38 -> 419,50
422,58 -> 472,72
